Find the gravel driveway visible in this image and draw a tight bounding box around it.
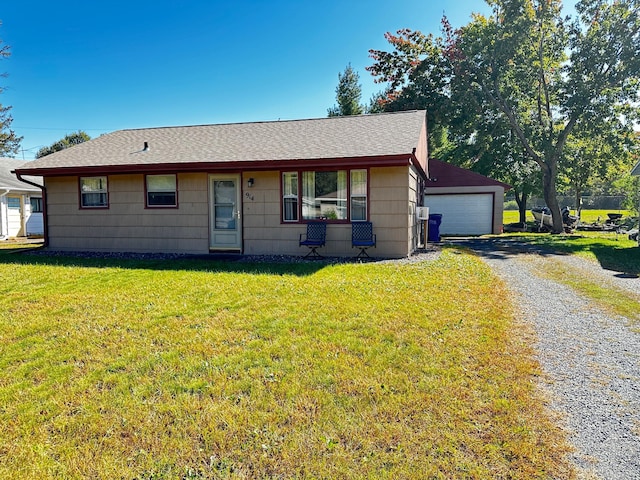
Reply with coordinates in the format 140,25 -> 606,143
446,237 -> 640,480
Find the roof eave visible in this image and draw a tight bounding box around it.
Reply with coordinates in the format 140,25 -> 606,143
14,153 -> 416,177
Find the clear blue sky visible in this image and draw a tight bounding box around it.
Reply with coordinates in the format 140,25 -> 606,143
1,1 -> 493,160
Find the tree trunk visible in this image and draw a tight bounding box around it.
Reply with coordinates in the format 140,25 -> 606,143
541,159 -> 563,233
574,188 -> 582,220
515,189 -> 529,225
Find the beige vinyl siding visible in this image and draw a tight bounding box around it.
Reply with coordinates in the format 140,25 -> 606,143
369,166 -> 413,258
44,166 -> 418,257
242,166 -> 414,258
241,171 -> 353,256
45,174 -> 210,253
408,166 -> 420,252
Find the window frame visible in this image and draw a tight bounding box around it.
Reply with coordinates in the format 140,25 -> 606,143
145,174 -> 178,208
280,168 -> 369,224
30,197 -> 43,213
282,172 -> 299,222
349,169 -> 368,222
79,176 -> 109,209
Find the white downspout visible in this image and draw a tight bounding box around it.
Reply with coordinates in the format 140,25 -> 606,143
0,189 -> 9,240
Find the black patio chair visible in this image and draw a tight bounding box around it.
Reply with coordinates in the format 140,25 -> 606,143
299,221 -> 327,258
352,221 -> 376,258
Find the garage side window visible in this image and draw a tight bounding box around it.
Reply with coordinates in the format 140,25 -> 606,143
146,174 -> 177,207
80,176 -> 108,208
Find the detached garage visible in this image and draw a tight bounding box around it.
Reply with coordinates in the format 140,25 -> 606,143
424,159 -> 510,236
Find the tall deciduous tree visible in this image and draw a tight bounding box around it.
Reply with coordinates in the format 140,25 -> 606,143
368,28 -> 541,223
559,128 -> 636,217
327,64 -> 365,117
0,27 -> 22,157
444,0 -> 640,232
368,0 -> 640,233
367,29 -> 450,153
36,131 -> 91,158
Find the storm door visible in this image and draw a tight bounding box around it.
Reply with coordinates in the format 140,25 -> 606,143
209,175 -> 242,250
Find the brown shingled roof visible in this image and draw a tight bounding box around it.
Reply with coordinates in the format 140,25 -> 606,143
427,159 -> 511,189
16,111 -> 427,175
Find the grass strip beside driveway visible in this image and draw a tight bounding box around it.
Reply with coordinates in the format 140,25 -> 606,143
502,232 -> 640,275
0,251 -> 572,479
534,257 -> 640,327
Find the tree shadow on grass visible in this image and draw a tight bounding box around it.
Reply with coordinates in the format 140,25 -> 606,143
444,235 -> 640,276
588,245 -> 640,277
0,248 -> 334,277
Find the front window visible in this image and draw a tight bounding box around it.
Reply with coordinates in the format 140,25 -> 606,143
7,197 -> 20,209
146,174 -> 177,207
281,169 -> 366,222
30,197 -> 43,213
80,176 -> 108,208
302,170 -> 347,220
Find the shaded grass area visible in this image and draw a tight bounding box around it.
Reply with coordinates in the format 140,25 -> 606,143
500,231 -> 640,275
0,251 -> 572,479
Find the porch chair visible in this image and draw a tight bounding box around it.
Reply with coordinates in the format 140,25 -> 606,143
299,221 -> 327,258
352,221 -> 376,258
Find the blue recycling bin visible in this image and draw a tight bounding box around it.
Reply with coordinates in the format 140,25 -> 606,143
428,213 -> 443,242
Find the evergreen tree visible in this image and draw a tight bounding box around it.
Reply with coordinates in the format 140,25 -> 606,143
328,64 -> 364,117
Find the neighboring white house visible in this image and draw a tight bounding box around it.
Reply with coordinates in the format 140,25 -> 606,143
0,158 -> 44,239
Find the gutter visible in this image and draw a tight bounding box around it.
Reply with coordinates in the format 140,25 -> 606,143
13,172 -> 48,248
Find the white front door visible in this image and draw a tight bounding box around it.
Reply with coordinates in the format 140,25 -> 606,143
7,196 -> 23,237
209,175 -> 242,250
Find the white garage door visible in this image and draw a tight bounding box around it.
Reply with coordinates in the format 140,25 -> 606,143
425,194 -> 494,235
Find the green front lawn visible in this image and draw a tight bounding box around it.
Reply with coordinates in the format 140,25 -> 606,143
0,252 -> 572,479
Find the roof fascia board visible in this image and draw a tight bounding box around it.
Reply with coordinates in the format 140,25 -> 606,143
15,154 -> 414,177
